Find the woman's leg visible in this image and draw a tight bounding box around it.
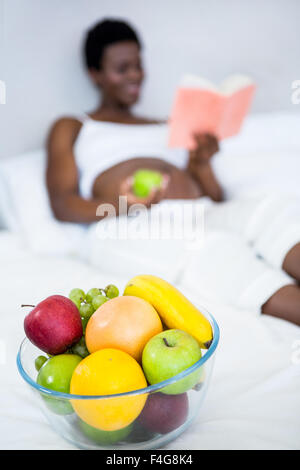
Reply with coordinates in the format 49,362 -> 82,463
181,230 -> 296,316
282,242 -> 300,282
262,284 -> 300,325
206,194 -> 300,282
247,195 -> 300,278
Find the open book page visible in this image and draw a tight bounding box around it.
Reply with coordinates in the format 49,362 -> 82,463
168,75 -> 256,149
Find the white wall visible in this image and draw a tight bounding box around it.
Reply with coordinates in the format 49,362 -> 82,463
0,0 -> 299,159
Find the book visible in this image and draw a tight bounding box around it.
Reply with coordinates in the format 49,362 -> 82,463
168,74 -> 256,149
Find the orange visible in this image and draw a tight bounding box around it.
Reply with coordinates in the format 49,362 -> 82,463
70,348 -> 147,431
85,296 -> 163,362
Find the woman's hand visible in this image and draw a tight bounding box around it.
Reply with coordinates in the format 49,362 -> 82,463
189,133 -> 219,166
188,133 -> 219,183
119,173 -> 170,208
187,133 -> 223,202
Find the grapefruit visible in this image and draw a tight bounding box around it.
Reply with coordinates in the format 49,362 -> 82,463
85,296 -> 162,362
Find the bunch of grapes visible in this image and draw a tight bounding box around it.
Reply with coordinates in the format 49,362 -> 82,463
35,283 -> 119,370
68,285 -> 119,358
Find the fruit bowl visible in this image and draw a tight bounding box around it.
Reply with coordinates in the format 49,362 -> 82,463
17,308 -> 219,450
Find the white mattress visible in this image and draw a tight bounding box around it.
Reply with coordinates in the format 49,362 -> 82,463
1,231 -> 299,450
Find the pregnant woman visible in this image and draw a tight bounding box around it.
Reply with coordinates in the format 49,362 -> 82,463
47,19 -> 300,324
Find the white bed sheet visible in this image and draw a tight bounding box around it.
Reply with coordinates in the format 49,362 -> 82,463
1,230 -> 299,450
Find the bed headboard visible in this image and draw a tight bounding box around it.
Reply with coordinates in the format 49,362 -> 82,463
0,0 -> 299,159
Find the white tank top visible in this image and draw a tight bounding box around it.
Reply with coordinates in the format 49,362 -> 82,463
73,114 -> 187,199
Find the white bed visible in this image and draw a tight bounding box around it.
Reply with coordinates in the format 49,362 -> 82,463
1,112 -> 300,449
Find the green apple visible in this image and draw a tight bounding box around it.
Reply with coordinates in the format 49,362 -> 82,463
79,419 -> 133,445
142,329 -> 202,394
132,169 -> 163,198
37,354 -> 82,415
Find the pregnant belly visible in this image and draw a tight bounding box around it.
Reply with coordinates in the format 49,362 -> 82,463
92,157 -> 203,200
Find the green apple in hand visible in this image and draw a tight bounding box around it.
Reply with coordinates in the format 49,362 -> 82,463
142,329 -> 202,394
37,354 -> 82,415
132,169 -> 163,198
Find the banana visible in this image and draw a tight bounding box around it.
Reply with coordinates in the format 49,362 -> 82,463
123,275 -> 213,349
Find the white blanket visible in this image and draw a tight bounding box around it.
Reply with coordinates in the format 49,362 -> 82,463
1,231 -> 299,450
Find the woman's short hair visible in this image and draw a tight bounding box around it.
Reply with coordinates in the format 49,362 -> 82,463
84,19 -> 141,70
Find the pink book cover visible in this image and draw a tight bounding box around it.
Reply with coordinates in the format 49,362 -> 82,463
168,75 -> 256,149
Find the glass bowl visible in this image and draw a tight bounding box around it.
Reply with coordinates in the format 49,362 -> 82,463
17,308 -> 219,450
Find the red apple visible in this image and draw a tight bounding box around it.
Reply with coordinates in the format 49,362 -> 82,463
24,295 -> 83,355
138,392 -> 189,434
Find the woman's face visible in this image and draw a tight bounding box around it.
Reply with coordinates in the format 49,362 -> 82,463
92,40 -> 144,107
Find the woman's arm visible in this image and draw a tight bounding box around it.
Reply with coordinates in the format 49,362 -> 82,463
47,118 -> 119,223
187,133 -> 223,202
189,162 -> 223,202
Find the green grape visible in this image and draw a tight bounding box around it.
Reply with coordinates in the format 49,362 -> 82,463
69,288 -> 85,306
79,302 -> 94,320
79,302 -> 94,334
35,355 -> 48,372
81,316 -> 89,334
86,288 -> 102,303
105,284 -> 119,299
71,336 -> 89,358
71,298 -> 81,310
92,294 -> 108,310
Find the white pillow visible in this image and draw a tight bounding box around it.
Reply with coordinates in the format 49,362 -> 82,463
0,149 -> 86,254
213,112 -> 300,199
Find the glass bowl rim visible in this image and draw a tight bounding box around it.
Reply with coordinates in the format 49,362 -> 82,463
16,306 -> 219,400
